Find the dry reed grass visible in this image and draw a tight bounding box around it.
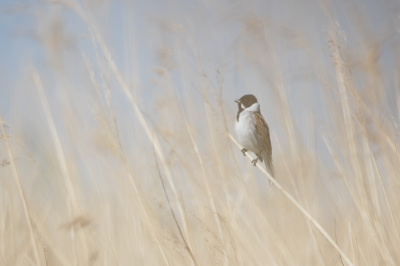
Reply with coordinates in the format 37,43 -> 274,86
1,0 -> 400,265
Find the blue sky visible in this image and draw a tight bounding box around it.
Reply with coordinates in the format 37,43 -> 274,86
1,0 -> 399,162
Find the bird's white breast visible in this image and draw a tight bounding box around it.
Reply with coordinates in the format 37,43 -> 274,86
234,108 -> 262,154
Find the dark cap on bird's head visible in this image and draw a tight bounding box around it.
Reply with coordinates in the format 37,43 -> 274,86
234,94 -> 258,108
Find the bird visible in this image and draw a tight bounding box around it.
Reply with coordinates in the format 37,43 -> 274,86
234,94 -> 275,185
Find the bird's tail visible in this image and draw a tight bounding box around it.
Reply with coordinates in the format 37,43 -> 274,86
264,157 -> 275,187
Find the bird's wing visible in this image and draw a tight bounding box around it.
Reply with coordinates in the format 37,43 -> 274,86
254,113 -> 275,179
254,112 -> 275,179
254,112 -> 272,157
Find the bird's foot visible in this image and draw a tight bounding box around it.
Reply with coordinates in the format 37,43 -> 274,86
241,148 -> 247,156
252,153 -> 262,166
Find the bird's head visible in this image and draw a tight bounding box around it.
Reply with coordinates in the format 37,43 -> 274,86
235,94 -> 258,109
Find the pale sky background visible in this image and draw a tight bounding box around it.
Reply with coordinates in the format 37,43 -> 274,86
1,0 -> 399,114
1,0 -> 400,190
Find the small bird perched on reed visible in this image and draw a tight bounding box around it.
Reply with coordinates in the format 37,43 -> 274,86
234,94 -> 275,185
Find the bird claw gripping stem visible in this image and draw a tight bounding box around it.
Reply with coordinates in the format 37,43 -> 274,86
241,148 -> 247,156
252,153 -> 262,166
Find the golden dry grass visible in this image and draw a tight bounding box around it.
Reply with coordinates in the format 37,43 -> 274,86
1,0 -> 400,265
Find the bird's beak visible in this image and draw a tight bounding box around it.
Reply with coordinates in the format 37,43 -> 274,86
234,99 -> 240,103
